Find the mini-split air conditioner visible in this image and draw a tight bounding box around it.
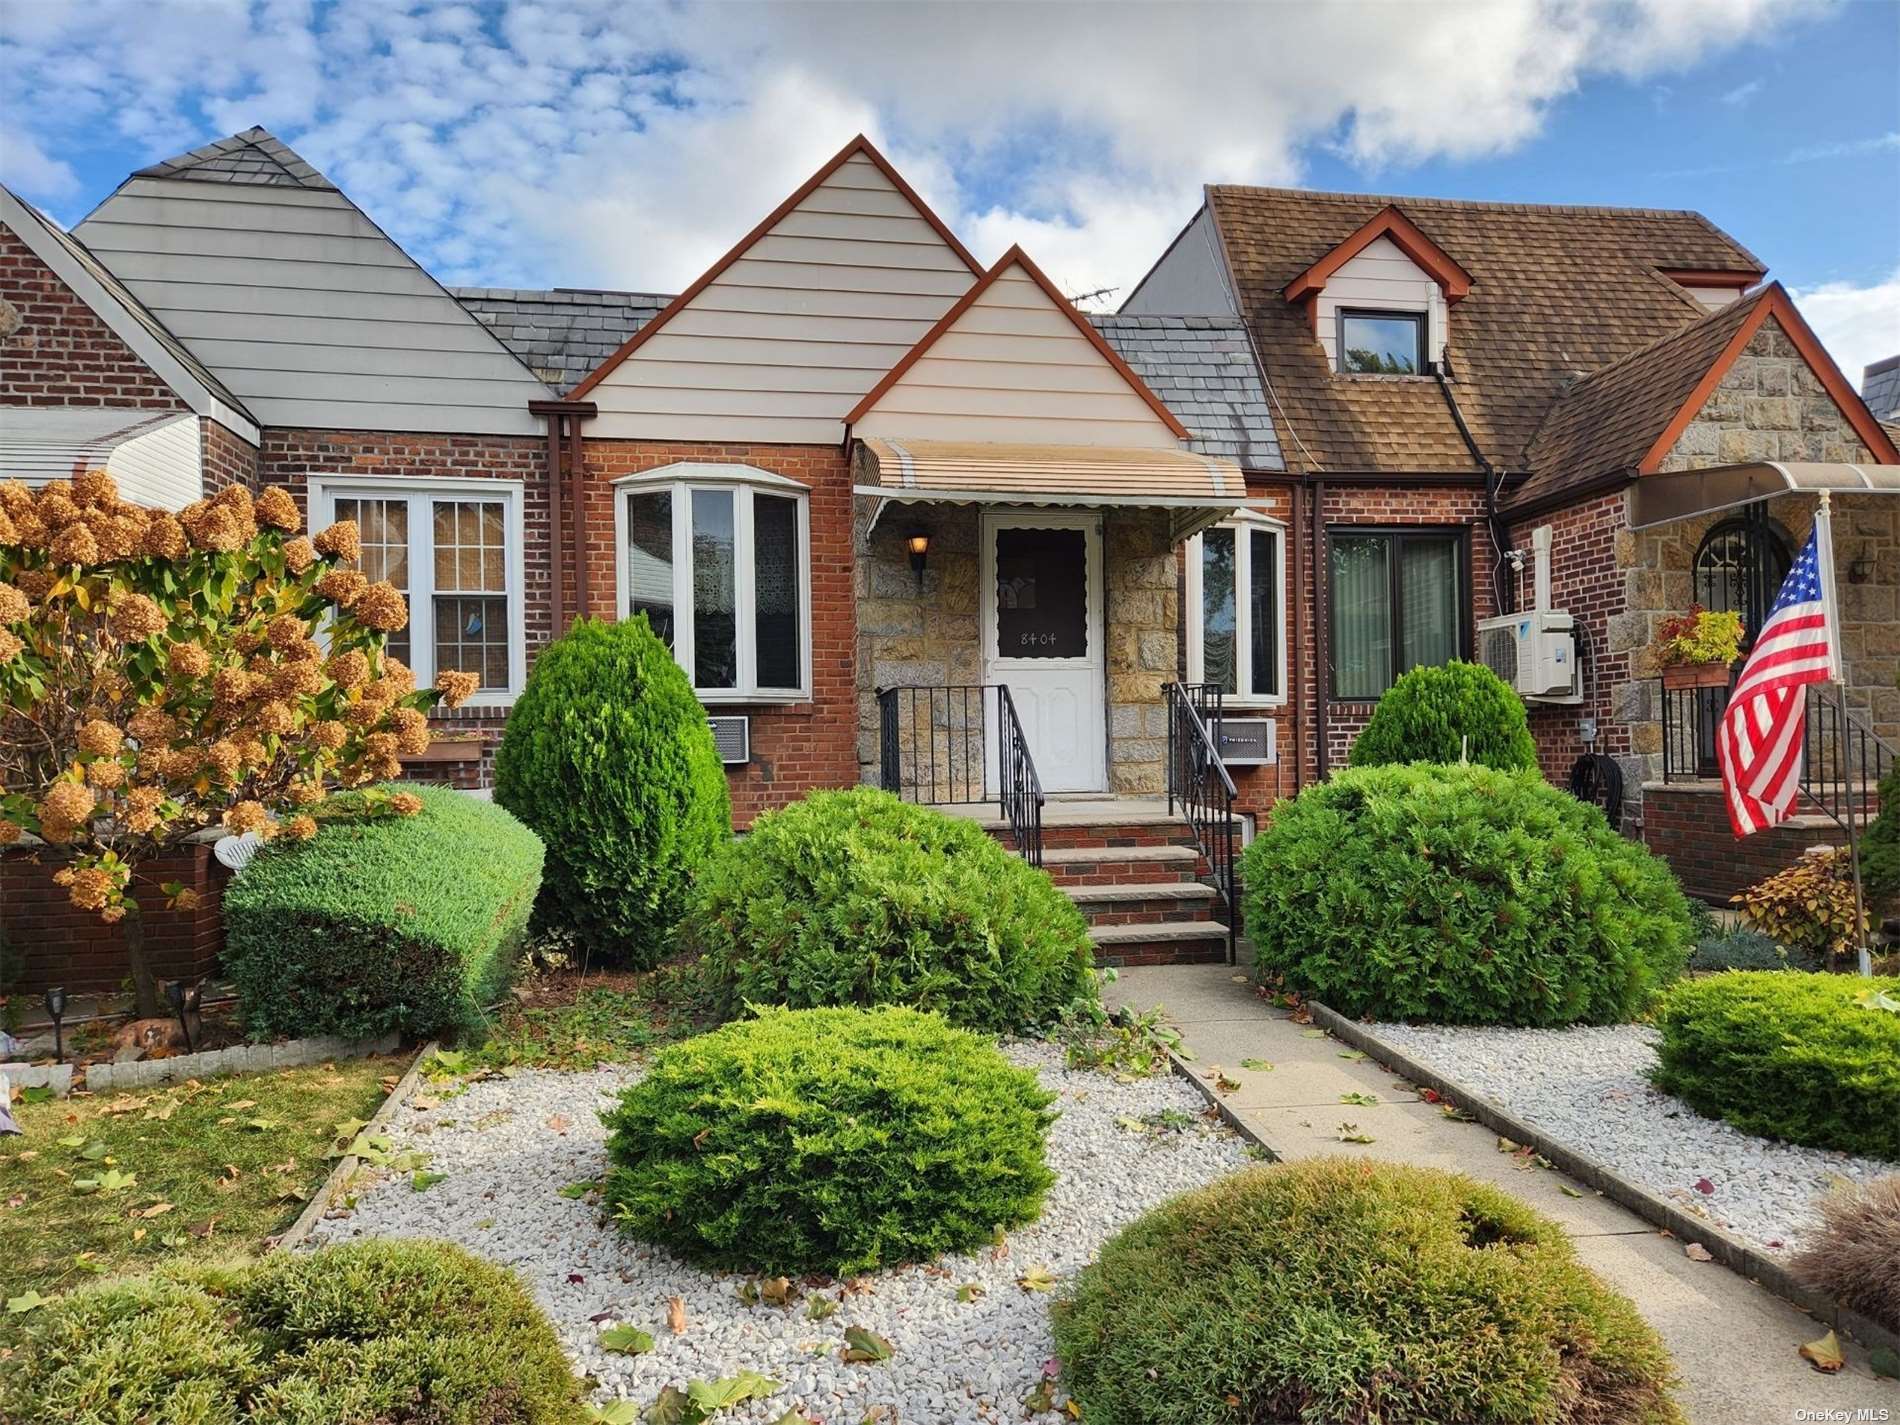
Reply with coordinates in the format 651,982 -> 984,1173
1477,525 -> 1583,704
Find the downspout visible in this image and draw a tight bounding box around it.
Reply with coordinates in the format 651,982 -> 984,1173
565,402 -> 597,618
528,399 -> 598,634
1311,476 -> 1328,779
1433,351 -> 1513,616
1288,478 -> 1305,794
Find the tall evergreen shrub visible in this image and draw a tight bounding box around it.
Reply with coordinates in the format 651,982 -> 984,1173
1348,660 -> 1539,772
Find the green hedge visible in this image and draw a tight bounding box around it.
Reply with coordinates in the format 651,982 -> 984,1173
494,616 -> 730,966
602,1005 -> 1056,1276
1652,972 -> 1900,1159
1348,660 -> 1539,772
0,1240 -> 584,1425
686,787 -> 1096,1034
223,784 -> 544,1040
1242,763 -> 1692,1025
1054,1157 -> 1682,1425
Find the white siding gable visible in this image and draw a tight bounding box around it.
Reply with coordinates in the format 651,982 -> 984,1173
76,178 -> 551,436
2,409 -> 201,511
584,151 -> 979,444
1316,235 -> 1447,370
852,257 -> 1184,448
1682,285 -> 1745,311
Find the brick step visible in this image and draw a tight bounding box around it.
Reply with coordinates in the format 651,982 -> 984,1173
1038,844 -> 1204,886
1033,818 -> 1205,853
1065,881 -> 1222,927
1088,918 -> 1232,968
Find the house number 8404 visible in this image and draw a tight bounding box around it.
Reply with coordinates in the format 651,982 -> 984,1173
1019,632 -> 1060,646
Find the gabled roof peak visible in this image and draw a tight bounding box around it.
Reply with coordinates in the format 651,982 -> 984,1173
134,126 -> 335,191
1283,203 -> 1473,305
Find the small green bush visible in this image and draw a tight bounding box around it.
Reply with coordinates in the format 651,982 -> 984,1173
602,1005 -> 1056,1275
224,784 -> 544,1040
686,787 -> 1096,1034
1652,972 -> 1900,1159
494,616 -> 730,966
1053,1157 -> 1682,1425
1348,660 -> 1539,772
1242,763 -> 1692,1026
1860,762 -> 1900,907
0,1239 -> 584,1425
1689,925 -> 1796,973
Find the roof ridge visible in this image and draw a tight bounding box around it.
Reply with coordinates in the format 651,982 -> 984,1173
133,126 -> 336,190
448,286 -> 676,304
1209,181 -> 1755,234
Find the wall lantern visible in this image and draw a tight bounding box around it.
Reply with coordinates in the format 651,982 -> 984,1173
906,529 -> 930,589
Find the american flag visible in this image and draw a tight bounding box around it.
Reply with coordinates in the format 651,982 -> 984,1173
1717,521 -> 1840,836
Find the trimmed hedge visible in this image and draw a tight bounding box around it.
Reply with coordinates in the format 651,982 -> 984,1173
494,616 -> 730,966
1054,1157 -> 1683,1425
1242,763 -> 1692,1026
1652,972 -> 1900,1159
224,784 -> 543,1040
1348,661 -> 1539,772
602,1005 -> 1056,1275
686,787 -> 1096,1034
0,1240 -> 584,1425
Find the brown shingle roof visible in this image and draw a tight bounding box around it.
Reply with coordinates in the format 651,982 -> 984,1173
1205,185 -> 1763,479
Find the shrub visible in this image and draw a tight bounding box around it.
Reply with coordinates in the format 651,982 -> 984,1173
494,616 -> 728,966
1242,763 -> 1693,1025
224,783 -> 544,1040
1732,846 -> 1869,970
1791,1174 -> 1900,1333
1689,925 -> 1798,973
1053,1157 -> 1682,1425
1347,661 -> 1538,772
686,787 -> 1096,1034
601,1005 -> 1056,1275
1860,763 -> 1900,907
1651,971 -> 1900,1159
0,1239 -> 584,1425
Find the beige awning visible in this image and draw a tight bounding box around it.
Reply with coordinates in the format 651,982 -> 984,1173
1629,460 -> 1900,529
854,436 -> 1246,540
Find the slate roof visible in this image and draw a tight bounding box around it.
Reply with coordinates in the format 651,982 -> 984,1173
133,127 -> 335,189
450,288 -> 670,394
1088,315 -> 1282,468
1864,354 -> 1900,422
1204,185 -> 1764,485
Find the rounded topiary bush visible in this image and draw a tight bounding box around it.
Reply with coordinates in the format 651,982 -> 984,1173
1348,660 -> 1539,772
686,787 -> 1096,1034
494,615 -> 729,966
1053,1157 -> 1683,1425
0,1240 -> 583,1425
1652,972 -> 1900,1159
1242,763 -> 1692,1025
601,1005 -> 1056,1275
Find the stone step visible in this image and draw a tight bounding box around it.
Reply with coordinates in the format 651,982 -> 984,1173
1037,843 -> 1204,886
1066,881 -> 1222,927
1088,918 -> 1233,968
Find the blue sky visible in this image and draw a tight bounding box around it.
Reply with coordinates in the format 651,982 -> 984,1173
3,0 -> 1897,378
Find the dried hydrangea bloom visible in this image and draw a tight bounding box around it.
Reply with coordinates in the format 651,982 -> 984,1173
212,666 -> 253,707
41,781 -> 95,828
327,649 -> 369,689
225,800 -> 270,836
313,518 -> 361,563
141,513 -> 189,560
86,759 -> 127,789
0,505 -> 16,543
0,480 -> 31,514
389,792 -> 424,816
92,512 -> 147,562
343,699 -> 385,729
315,568 -> 367,607
126,708 -> 176,744
71,469 -> 117,506
363,731 -> 399,761
254,484 -> 301,532
39,817 -> 78,845
265,614 -> 308,651
353,581 -> 408,632
254,699 -> 299,736
48,522 -> 100,565
310,719 -> 349,751
283,814 -> 318,841
0,628 -> 22,663
388,705 -> 430,755
65,865 -> 112,911
77,719 -> 124,756
0,820 -> 20,845
270,660 -> 325,698
0,581 -> 28,624
285,778 -> 327,806
11,509 -> 50,548
123,785 -> 164,835
381,657 -> 417,696
39,491 -> 81,528
108,593 -> 167,643
205,740 -> 242,781
435,669 -> 480,707
281,535 -> 316,573
166,641 -> 212,678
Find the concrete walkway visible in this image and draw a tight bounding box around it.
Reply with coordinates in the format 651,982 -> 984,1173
1105,964 -> 1897,1425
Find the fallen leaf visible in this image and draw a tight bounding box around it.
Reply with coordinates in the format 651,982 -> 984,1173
667,1295 -> 687,1334
558,1179 -> 598,1200
1497,1137 -> 1520,1154
1340,1091 -> 1379,1106
1301,1029 -> 1328,1039
1337,1049 -> 1367,1061
1336,1122 -> 1375,1144
598,1323 -> 653,1354
956,1282 -> 985,1303
1017,1264 -> 1057,1292
1683,1242 -> 1714,1262
134,1201 -> 175,1219
1239,1058 -> 1273,1071
1023,1379 -> 1057,1414
1798,1330 -> 1844,1374
587,1402 -> 641,1424
840,1325 -> 894,1363
1558,1184 -> 1584,1198
1693,1177 -> 1715,1195
1868,1345 -> 1899,1380
805,1294 -> 838,1321
5,1291 -> 49,1314
546,1113 -> 572,1133
410,1171 -> 447,1192
759,1275 -> 791,1307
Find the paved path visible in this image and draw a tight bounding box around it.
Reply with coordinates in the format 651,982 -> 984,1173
1105,964 -> 1897,1425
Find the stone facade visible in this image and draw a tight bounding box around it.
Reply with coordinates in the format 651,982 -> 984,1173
1103,509 -> 1176,794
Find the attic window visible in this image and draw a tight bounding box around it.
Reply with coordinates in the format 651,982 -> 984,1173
1337,310 -> 1425,375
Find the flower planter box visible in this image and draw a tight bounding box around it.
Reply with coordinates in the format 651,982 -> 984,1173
1662,662 -> 1733,691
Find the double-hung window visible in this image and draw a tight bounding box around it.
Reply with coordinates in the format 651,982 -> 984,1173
614,464 -> 812,702
308,478 -> 527,704
1328,528 -> 1465,699
1185,515 -> 1285,704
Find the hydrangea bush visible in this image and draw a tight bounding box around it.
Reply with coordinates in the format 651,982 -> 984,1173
0,472 -> 476,1012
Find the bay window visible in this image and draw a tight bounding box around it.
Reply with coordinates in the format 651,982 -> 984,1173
615,464 -> 811,701
1185,515 -> 1284,704
309,478 -> 526,703
1328,528 -> 1465,699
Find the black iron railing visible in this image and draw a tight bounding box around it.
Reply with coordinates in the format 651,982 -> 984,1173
1800,685 -> 1895,832
876,683 -> 1043,865
1165,681 -> 1239,965
1659,673 -> 1733,781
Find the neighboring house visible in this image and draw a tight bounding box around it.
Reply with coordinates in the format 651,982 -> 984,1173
1865,355 -> 1900,425
1124,184 -> 1898,900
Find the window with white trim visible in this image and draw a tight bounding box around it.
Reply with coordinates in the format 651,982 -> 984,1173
1185,516 -> 1285,704
615,465 -> 812,701
309,478 -> 527,704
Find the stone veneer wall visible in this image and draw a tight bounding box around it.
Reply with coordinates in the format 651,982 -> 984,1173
1102,509 -> 1177,795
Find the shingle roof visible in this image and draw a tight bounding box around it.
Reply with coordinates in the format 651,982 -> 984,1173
449,288 -> 670,394
1205,185 -> 1764,480
1089,314 -> 1282,468
133,126 -> 335,190
1864,354 -> 1900,422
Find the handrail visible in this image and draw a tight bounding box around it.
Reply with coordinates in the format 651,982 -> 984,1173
1164,682 -> 1239,964
995,685 -> 1045,866
876,682 -> 1043,865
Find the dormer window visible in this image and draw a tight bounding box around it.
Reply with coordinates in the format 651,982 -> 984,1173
1337,310 -> 1426,375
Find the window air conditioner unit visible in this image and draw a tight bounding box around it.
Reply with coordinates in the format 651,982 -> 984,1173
1214,717 -> 1277,766
707,715 -> 751,765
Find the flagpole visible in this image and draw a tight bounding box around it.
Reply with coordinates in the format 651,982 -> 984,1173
1815,491 -> 1873,976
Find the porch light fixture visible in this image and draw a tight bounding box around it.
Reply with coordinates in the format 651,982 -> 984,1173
1848,553 -> 1873,584
906,529 -> 930,589
43,986 -> 66,1064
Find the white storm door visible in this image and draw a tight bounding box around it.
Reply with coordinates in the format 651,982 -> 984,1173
980,511 -> 1106,794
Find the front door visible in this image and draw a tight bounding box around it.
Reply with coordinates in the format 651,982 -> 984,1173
981,511 -> 1106,793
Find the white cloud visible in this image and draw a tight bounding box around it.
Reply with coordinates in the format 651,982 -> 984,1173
1789,266 -> 1900,396
0,0 -> 1837,301
1721,78 -> 1764,105
0,127 -> 80,201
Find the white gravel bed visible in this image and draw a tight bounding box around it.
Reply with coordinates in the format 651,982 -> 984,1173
305,1041 -> 1252,1421
1367,1020 -> 1891,1255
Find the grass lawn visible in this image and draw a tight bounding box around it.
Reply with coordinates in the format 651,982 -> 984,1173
0,1054 -> 401,1308
464,971 -> 694,1071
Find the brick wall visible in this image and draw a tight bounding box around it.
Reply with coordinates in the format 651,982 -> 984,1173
1642,783 -> 1849,904
0,224 -> 187,410
579,441 -> 859,827
201,417 -> 260,494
